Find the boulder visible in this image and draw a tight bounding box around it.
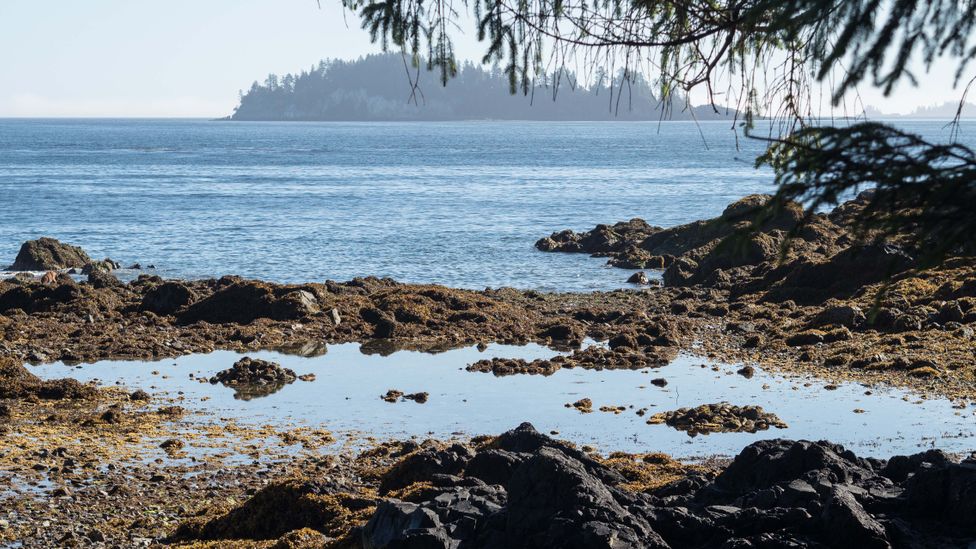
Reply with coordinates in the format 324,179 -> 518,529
270,290 -> 320,320
363,486 -> 505,549
361,307 -> 398,338
715,439 -> 878,494
813,305 -> 866,328
141,281 -> 197,315
821,487 -> 889,548
179,280 -> 319,324
81,258 -> 120,274
8,238 -> 91,271
627,272 -> 651,285
505,447 -> 669,549
86,269 -> 122,289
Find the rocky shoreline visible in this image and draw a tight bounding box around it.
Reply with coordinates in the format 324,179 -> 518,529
2,192 -> 975,546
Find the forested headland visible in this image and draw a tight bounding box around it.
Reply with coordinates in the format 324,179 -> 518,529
228,53 -> 732,121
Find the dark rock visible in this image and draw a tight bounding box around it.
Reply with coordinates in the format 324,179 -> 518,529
362,307 -> 398,338
176,424 -> 976,548
270,289 -> 320,320
81,258 -> 120,274
904,459 -> 976,527
821,487 -> 889,548
505,446 -> 668,548
464,449 -> 527,486
179,280 -> 319,324
209,357 -> 297,400
813,305 -> 866,328
364,485 -> 506,549
142,281 -> 196,315
86,269 -> 122,289
766,244 -> 914,304
715,439 -> 877,494
627,271 -> 651,285
380,443 -> 476,494
8,238 -> 91,271
881,449 -> 953,483
179,280 -> 276,324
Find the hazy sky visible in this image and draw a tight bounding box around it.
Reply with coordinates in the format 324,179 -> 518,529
0,0 -> 970,117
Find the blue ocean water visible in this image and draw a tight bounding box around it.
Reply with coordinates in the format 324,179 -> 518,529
1,118 -> 972,291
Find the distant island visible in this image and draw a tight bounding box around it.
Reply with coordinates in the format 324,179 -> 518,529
865,101 -> 976,119
227,53 -> 734,122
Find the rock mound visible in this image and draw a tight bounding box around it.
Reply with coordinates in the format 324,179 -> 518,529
646,403 -> 788,435
141,281 -> 197,315
209,357 -> 297,400
8,238 -> 91,271
178,278 -> 320,324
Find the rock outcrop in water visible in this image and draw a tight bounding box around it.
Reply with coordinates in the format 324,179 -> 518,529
8,237 -> 92,271
645,402 -> 788,435
535,192 -> 914,298
209,357 -> 298,400
172,423 -> 976,548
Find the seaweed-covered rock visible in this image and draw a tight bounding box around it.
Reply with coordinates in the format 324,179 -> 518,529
646,403 -> 787,436
209,357 -> 297,400
0,357 -> 96,400
86,269 -> 122,289
179,280 -> 319,324
8,238 -> 91,271
361,307 -> 398,338
765,244 -> 915,304
81,258 -> 120,274
535,218 -> 660,255
141,281 -> 197,315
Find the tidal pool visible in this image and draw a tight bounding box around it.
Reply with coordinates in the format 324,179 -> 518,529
30,342 -> 976,458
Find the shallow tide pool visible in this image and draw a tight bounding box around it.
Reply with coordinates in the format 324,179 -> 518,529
30,343 -> 976,459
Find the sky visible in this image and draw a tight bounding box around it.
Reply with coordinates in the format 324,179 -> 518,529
0,0 -> 971,117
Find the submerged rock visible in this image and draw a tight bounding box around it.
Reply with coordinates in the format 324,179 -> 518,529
8,238 -> 92,271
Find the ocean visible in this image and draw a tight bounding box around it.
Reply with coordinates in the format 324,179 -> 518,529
1,118 -> 970,291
